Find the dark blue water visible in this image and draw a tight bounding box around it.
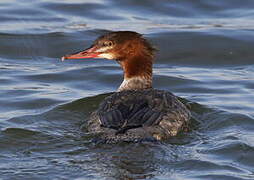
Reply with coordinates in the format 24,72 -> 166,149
0,0 -> 254,179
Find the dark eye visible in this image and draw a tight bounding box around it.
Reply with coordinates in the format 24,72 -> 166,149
103,41 -> 113,47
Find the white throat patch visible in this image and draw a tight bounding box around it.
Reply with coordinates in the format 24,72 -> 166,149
98,53 -> 115,60
118,77 -> 152,91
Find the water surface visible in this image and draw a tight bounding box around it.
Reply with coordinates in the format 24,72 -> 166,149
0,0 -> 254,179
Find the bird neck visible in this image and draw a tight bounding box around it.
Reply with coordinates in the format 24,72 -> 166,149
117,54 -> 153,91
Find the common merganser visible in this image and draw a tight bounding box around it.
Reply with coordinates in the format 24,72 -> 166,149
62,31 -> 191,143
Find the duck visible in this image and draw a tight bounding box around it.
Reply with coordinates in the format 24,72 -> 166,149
62,31 -> 191,143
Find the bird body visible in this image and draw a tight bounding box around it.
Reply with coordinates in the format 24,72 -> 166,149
88,89 -> 190,143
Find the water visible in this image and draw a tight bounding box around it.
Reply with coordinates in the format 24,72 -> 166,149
0,0 -> 254,179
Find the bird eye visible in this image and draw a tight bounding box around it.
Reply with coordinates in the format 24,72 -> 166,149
103,41 -> 113,47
